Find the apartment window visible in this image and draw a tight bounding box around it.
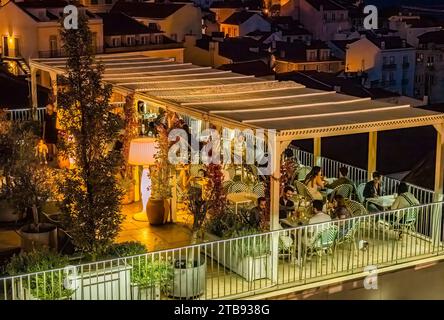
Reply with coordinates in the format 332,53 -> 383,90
403,56 -> 408,64
127,36 -> 135,46
49,35 -> 58,57
91,0 -> 98,4
417,53 -> 424,62
427,56 -> 435,64
323,13 -> 328,20
340,13 -> 344,20
112,37 -> 121,47
91,32 -> 97,53
389,72 -> 395,81
155,35 -> 162,44
14,38 -> 20,57
139,36 -> 147,45
383,56 -> 388,65
389,56 -> 395,64
332,13 -> 336,21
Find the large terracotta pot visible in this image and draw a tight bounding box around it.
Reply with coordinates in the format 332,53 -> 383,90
146,199 -> 170,225
121,185 -> 135,205
19,223 -> 58,252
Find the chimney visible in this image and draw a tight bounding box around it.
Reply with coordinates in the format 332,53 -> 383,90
381,41 -> 385,49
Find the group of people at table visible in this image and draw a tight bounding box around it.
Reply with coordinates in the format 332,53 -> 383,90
246,166 -> 420,237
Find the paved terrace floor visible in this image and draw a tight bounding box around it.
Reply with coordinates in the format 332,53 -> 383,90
0,201 -> 194,257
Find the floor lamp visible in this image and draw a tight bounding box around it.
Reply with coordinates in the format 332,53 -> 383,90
128,137 -> 157,222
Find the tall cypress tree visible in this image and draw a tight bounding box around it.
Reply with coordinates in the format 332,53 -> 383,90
57,14 -> 123,257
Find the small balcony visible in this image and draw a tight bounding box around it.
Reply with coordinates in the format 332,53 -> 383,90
382,63 -> 397,70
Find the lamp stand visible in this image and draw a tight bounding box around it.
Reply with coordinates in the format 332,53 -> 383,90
133,166 -> 151,222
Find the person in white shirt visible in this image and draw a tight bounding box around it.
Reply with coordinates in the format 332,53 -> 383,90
304,200 -> 332,245
391,182 -> 420,210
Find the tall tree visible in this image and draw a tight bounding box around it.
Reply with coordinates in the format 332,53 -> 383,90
57,14 -> 123,257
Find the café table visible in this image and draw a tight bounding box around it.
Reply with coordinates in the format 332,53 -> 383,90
279,215 -> 310,265
366,194 -> 397,211
226,192 -> 258,215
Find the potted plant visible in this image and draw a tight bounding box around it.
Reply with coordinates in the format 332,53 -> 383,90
146,122 -> 172,225
0,111 -> 22,223
5,250 -> 73,300
204,208 -> 271,282
6,126 -> 58,252
166,254 -> 206,299
131,258 -> 173,300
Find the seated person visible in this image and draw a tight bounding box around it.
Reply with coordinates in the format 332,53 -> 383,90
279,186 -> 295,219
304,166 -> 327,201
363,171 -> 383,212
329,195 -> 352,238
384,182 -> 420,224
306,200 -> 332,241
248,197 -> 266,228
325,166 -> 356,198
330,195 -> 352,220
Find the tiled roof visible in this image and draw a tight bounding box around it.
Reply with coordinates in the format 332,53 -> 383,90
306,0 -> 346,11
330,39 -> 358,52
365,33 -> 414,49
218,60 -> 273,77
222,11 -> 257,25
97,12 -> 161,36
111,0 -> 185,19
418,30 -> 444,45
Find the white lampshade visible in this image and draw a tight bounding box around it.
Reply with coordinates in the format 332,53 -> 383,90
128,137 -> 157,166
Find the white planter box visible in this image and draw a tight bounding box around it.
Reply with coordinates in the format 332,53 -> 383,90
130,284 -> 160,300
204,233 -> 271,282
67,264 -> 132,300
167,259 -> 206,299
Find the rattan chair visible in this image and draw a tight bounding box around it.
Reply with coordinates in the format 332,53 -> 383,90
345,199 -> 368,217
293,180 -> 314,201
329,183 -> 354,201
228,181 -> 250,194
252,182 -> 266,198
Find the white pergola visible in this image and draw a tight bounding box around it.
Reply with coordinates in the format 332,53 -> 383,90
30,52 -> 444,233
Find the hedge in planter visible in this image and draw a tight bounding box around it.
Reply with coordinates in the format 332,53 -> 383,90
6,250 -> 73,300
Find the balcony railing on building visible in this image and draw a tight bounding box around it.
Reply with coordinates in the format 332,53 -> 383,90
382,63 -> 397,70
38,47 -> 104,58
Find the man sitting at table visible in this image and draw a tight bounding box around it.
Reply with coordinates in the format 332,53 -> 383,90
279,186 -> 295,219
303,200 -> 332,247
363,172 -> 383,212
248,197 -> 267,228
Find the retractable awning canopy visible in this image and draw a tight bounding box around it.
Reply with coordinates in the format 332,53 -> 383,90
31,53 -> 444,141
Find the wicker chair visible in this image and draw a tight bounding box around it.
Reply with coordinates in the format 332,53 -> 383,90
252,182 -> 266,198
293,180 -> 314,201
345,199 -> 368,217
228,181 -> 250,194
223,181 -> 234,194
329,183 -> 354,201
356,183 -> 366,203
297,166 -> 312,182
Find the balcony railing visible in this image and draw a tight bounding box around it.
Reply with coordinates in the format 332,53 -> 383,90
0,201 -> 443,300
6,107 -> 46,123
382,63 -> 397,70
38,47 -> 104,58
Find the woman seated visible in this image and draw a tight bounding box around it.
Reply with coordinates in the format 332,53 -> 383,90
303,166 -> 326,201
329,195 -> 353,238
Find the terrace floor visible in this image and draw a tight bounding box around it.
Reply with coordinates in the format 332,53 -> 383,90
0,200 -> 194,258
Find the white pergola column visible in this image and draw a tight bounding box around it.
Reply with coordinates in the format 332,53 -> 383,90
434,124 -> 444,201
313,137 -> 321,167
31,67 -> 38,118
49,71 -> 58,108
368,131 -> 378,181
432,124 -> 444,248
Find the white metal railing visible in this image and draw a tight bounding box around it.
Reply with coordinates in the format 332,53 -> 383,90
1,202 -> 443,300
6,107 -> 46,123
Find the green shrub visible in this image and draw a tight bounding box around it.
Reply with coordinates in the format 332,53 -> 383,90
6,250 -> 73,300
108,241 -> 148,257
131,258 -> 173,291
